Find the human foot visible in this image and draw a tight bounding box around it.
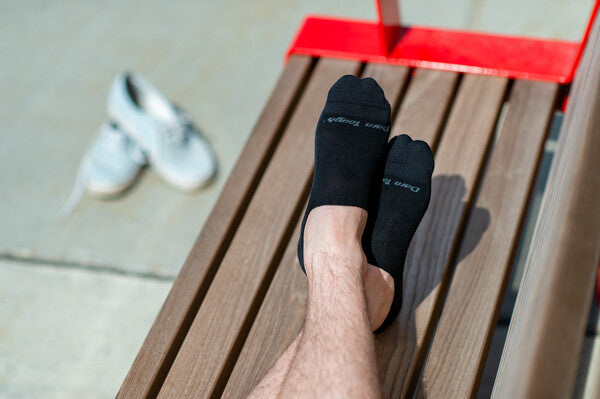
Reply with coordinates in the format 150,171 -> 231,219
297,74 -> 391,273
364,263 -> 395,330
363,134 -> 434,332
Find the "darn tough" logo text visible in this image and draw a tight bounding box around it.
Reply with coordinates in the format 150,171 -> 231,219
327,116 -> 360,127
383,178 -> 421,192
326,116 -> 390,132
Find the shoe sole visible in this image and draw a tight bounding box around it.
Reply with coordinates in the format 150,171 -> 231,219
87,169 -> 142,197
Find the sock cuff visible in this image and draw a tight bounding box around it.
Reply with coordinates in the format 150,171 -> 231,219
306,190 -> 371,214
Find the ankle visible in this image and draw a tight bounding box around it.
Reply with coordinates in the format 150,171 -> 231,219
305,206 -> 367,242
305,245 -> 365,280
303,206 -> 367,276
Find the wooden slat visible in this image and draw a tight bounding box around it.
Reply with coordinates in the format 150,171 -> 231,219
493,13 -> 600,399
391,69 -> 459,147
156,58 -> 361,399
221,63 -> 410,398
221,214 -> 307,398
416,80 -> 559,398
376,74 -> 508,398
116,55 -> 313,399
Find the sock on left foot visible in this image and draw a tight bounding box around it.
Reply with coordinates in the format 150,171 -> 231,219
297,75 -> 392,271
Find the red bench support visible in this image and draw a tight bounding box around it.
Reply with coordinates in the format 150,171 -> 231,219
287,0 -> 600,84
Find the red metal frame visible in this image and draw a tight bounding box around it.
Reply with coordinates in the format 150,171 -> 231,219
287,0 -> 600,84
375,0 -> 401,55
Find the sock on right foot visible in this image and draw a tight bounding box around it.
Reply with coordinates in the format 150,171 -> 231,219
362,134 -> 434,333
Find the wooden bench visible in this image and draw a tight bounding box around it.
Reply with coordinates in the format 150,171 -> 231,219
117,8 -> 600,399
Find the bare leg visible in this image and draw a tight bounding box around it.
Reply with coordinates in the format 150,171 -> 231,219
247,332 -> 303,399
277,206 -> 382,399
249,265 -> 392,399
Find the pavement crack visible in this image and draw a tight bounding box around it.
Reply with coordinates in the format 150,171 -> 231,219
0,254 -> 176,282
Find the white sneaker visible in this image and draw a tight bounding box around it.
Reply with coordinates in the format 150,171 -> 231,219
60,122 -> 147,216
107,71 -> 216,190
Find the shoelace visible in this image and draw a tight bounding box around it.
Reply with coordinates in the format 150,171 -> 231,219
103,126 -> 129,151
60,149 -> 93,217
60,128 -> 144,217
159,116 -> 194,145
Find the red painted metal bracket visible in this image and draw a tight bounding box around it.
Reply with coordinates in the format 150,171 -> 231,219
287,1 -> 600,84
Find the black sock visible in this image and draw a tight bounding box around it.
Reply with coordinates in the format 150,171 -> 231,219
298,75 -> 392,271
363,134 -> 434,333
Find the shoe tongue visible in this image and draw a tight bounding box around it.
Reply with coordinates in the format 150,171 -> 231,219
145,94 -> 178,122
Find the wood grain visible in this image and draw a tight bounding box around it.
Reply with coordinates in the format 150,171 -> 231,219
492,13 -> 600,399
416,80 -> 559,399
221,63 -> 411,398
391,69 -> 459,148
221,212 -> 307,399
156,58 -> 361,399
376,74 -> 508,398
116,55 -> 313,399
